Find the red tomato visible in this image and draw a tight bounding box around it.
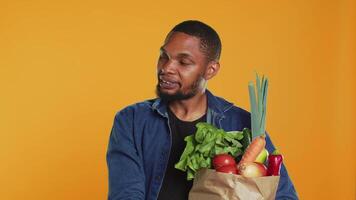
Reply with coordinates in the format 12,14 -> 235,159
212,154 -> 236,169
216,165 -> 238,174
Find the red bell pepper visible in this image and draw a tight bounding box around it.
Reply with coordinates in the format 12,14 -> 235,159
267,149 -> 283,176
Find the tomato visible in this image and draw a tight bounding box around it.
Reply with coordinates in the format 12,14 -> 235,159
212,154 -> 236,169
216,165 -> 238,174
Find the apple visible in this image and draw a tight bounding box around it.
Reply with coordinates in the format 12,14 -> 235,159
255,148 -> 269,164
238,162 -> 267,177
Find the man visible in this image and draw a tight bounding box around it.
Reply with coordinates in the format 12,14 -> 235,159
106,20 -> 298,200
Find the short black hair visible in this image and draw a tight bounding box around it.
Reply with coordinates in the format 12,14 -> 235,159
167,20 -> 222,62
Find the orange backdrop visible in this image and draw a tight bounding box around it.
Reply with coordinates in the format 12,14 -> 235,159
0,0 -> 355,199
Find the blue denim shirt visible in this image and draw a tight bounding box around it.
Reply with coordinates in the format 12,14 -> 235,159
106,90 -> 298,200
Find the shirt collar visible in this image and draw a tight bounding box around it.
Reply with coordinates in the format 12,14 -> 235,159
151,89 -> 234,118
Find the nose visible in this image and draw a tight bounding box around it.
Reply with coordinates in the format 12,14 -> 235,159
159,59 -> 176,74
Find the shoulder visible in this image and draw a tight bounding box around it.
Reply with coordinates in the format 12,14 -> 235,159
114,98 -> 157,119
211,94 -> 251,129
211,92 -> 250,118
226,105 -> 251,127
226,105 -> 250,118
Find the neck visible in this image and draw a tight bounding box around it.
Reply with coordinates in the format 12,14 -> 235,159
168,89 -> 207,122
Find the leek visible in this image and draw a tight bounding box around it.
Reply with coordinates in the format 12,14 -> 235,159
248,73 -> 268,138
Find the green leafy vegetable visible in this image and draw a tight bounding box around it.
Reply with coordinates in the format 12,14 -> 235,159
175,122 -> 247,180
240,128 -> 252,151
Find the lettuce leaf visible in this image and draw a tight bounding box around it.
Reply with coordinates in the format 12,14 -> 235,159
175,122 -> 248,180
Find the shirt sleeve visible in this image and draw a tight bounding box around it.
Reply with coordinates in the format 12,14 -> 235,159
106,108 -> 145,200
265,133 -> 299,200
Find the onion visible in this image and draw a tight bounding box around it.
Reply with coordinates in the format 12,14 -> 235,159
238,162 -> 267,177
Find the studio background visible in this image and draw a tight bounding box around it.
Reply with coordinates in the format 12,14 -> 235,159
1,0 -> 355,199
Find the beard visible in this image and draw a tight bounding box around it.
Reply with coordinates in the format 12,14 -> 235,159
156,76 -> 203,102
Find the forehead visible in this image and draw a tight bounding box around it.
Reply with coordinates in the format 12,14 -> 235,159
162,32 -> 204,58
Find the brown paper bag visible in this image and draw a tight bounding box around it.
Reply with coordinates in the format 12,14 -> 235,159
189,168 -> 280,200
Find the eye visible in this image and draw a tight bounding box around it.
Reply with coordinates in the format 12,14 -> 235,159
160,52 -> 167,58
180,59 -> 192,66
159,53 -> 168,62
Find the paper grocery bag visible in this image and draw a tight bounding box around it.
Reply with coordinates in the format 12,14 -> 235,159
189,168 -> 280,200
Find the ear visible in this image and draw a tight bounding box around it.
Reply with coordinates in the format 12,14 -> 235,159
204,61 -> 220,80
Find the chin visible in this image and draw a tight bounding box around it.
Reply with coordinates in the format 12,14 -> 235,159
156,85 -> 176,95
156,85 -> 196,102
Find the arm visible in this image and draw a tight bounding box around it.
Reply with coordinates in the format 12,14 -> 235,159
265,133 -> 299,200
106,108 -> 145,200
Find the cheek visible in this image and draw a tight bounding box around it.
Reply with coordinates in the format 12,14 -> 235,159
156,62 -> 163,72
180,71 -> 202,88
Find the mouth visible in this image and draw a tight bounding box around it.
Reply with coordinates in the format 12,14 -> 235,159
159,78 -> 179,90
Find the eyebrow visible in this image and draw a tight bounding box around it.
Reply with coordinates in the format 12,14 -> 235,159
160,46 -> 194,60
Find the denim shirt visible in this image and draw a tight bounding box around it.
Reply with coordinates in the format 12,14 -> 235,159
106,90 -> 298,200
